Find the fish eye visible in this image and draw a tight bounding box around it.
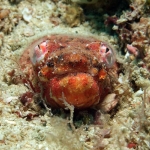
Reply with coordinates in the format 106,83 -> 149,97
106,47 -> 109,53
100,43 -> 116,68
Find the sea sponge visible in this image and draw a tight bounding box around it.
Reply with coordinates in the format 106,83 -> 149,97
64,4 -> 84,27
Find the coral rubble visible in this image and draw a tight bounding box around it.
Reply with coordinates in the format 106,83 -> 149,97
0,0 -> 150,150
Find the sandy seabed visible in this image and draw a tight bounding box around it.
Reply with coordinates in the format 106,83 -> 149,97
0,0 -> 150,150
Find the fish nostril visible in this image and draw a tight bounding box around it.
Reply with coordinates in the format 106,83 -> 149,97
47,61 -> 54,67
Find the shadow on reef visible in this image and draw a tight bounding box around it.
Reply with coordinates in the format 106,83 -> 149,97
80,0 -> 129,35
51,106 -> 119,129
8,0 -> 23,5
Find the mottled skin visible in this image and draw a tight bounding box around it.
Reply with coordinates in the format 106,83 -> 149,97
20,34 -> 116,109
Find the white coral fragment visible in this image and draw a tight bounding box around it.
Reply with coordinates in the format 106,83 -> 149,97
22,7 -> 33,22
100,93 -> 118,112
133,88 -> 143,97
5,96 -> 18,103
